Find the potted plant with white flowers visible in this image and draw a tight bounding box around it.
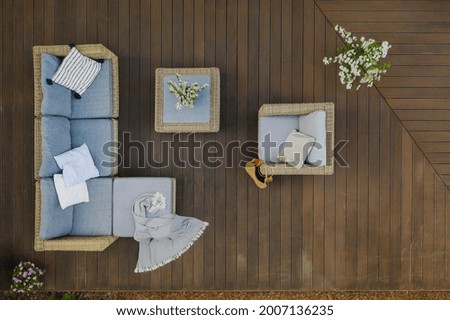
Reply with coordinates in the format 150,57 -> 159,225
10,261 -> 45,295
323,25 -> 392,90
168,74 -> 209,110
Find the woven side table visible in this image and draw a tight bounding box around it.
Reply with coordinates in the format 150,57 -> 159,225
155,67 -> 220,133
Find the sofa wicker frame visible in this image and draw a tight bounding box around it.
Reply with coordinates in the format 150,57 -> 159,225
258,103 -> 335,175
33,44 -> 120,252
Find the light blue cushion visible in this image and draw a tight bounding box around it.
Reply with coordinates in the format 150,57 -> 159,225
40,116 -> 71,178
70,119 -> 115,177
40,53 -> 72,117
40,178 -> 73,240
162,75 -> 211,123
113,177 -> 174,237
71,178 -> 113,236
71,60 -> 113,119
258,115 -> 299,163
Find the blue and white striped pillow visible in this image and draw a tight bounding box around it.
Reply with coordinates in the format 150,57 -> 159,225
51,47 -> 101,96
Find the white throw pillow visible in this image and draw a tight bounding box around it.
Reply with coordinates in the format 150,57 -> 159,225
53,174 -> 89,210
277,129 -> 315,169
54,143 -> 99,186
51,47 -> 101,96
299,110 -> 327,167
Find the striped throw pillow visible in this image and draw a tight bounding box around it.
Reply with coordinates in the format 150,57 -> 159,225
51,47 -> 101,96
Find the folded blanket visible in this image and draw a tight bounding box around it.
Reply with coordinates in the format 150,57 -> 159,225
133,192 -> 208,273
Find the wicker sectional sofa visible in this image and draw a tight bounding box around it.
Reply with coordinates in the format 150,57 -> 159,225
34,45 -> 179,253
33,44 -> 120,251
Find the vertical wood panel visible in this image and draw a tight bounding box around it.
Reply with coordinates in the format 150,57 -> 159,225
13,0 -> 25,283
389,111 -> 402,288
214,0 -> 227,289
356,87 -> 369,289
0,0 -> 5,289
202,0 -> 216,289
86,0 -> 97,43
225,0 -> 238,290
301,0 -> 314,290
401,127 -> 413,289
65,0 -> 76,42
333,38 -> 347,289
280,0 -> 293,290
367,88 -> 380,289
257,0 -> 271,289
269,0 -> 282,289
170,0 -> 185,289
434,178 -> 446,288
3,0 -> 450,292
312,3 -> 325,290
411,144 -> 424,287
192,0 -> 206,290
23,0 -> 36,276
128,0 -> 141,290
345,88 -> 358,289
180,0 -> 195,290
323,21 -> 336,289
246,0 -> 260,289
379,100 -> 391,288
160,0 -> 173,289
236,0 -> 249,290
423,161 -> 435,289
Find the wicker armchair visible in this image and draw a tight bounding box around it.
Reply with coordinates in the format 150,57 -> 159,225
258,103 -> 335,175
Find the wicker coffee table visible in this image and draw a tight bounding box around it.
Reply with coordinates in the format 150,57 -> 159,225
154,67 -> 220,133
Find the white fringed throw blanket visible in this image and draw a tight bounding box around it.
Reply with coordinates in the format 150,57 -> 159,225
133,192 -> 208,273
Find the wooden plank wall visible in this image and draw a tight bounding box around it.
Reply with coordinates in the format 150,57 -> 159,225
0,0 -> 449,290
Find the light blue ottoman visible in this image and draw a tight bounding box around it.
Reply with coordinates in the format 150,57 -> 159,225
112,177 -> 176,237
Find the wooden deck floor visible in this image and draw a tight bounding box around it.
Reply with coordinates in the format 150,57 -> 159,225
1,0 -> 450,290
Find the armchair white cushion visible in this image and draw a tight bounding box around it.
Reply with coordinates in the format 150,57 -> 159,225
278,130 -> 315,169
299,110 -> 327,167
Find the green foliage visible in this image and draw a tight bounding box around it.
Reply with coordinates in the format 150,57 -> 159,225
323,25 -> 392,90
61,292 -> 77,300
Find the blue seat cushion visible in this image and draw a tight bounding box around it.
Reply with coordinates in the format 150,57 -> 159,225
258,115 -> 299,163
40,116 -> 71,178
70,119 -> 115,177
71,60 -> 113,119
113,177 -> 174,237
40,53 -> 72,117
71,178 -> 113,236
40,178 -> 74,240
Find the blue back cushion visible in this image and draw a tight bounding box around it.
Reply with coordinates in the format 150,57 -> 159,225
71,60 -> 113,119
40,116 -> 71,178
40,53 -> 72,117
40,178 -> 73,239
70,119 -> 115,177
258,115 -> 299,163
71,178 -> 113,236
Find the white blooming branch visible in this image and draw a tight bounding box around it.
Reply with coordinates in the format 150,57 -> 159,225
323,25 -> 392,90
168,74 -> 209,109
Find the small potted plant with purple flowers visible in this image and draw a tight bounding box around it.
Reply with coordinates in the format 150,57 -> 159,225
11,261 -> 45,295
